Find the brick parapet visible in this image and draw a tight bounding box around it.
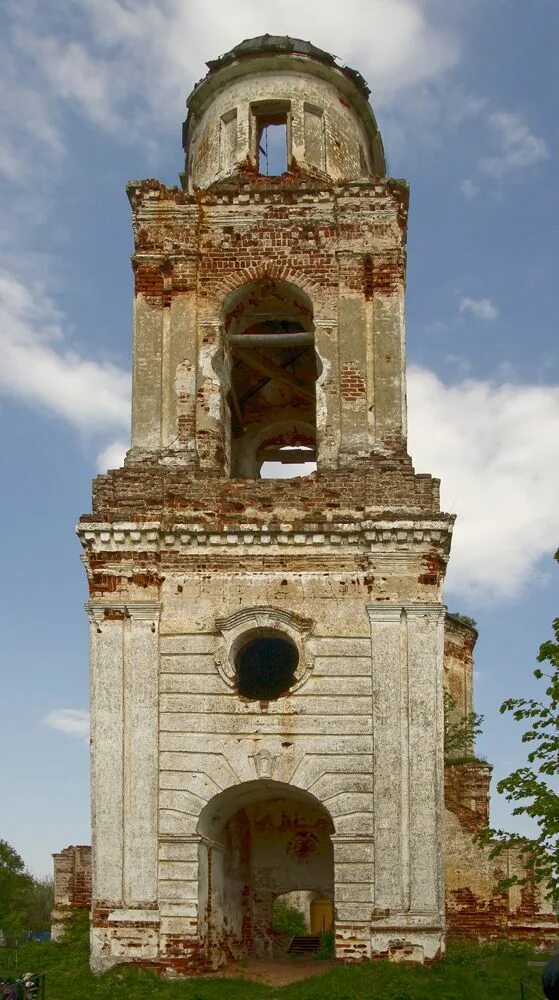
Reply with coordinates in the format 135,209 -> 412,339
86,458 -> 444,524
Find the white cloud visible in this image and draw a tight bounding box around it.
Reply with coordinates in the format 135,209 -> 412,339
0,267 -> 130,433
408,366 -> 559,600
2,0 -> 460,148
97,439 -> 128,471
44,709 -> 90,738
14,29 -> 121,133
0,48 -> 66,184
459,296 -> 498,321
480,111 -> 549,178
460,178 -> 479,200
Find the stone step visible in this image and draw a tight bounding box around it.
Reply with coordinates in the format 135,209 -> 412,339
287,935 -> 321,955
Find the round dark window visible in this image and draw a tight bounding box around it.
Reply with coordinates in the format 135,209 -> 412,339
235,633 -> 298,701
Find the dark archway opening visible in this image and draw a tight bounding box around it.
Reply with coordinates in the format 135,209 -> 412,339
197,780 -> 334,968
235,632 -> 298,701
223,279 -> 318,479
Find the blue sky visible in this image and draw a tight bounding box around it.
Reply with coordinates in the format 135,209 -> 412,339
0,0 -> 558,878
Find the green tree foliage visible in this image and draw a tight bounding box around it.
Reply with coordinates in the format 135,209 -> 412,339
477,551 -> 559,899
0,840 -> 54,935
24,876 -> 54,933
271,898 -> 307,937
0,839 -> 29,935
449,612 -> 478,630
444,692 -> 484,761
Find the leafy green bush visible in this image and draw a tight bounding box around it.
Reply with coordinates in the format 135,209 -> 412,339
272,899 -> 307,937
314,930 -> 334,960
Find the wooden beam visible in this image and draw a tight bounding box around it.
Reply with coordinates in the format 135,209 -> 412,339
259,448 -> 316,463
226,385 -> 245,432
232,346 -> 314,401
238,346 -> 310,406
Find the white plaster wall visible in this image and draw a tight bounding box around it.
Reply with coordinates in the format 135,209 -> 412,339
187,66 -> 377,188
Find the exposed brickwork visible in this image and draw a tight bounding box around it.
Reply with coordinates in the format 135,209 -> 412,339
445,760 -> 492,833
340,362 -> 367,401
444,764 -> 557,943
51,846 -> 92,938
87,459 -> 443,522
64,35 -> 557,979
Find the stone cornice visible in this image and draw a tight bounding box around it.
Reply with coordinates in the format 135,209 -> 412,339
367,602 -> 446,623
86,600 -> 161,622
77,519 -> 453,556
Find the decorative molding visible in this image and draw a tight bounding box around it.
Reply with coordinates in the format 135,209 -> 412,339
216,606 -> 313,635
158,835 -> 201,845
366,605 -> 402,624
250,749 -> 278,779
367,603 -> 445,624
214,605 -> 315,693
78,520 -> 453,556
403,604 -> 446,624
85,600 -> 161,623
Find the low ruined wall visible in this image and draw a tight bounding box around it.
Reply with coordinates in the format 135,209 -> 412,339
51,845 -> 92,939
444,761 -> 557,943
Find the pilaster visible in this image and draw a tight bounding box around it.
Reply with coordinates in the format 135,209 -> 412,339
87,601 -> 161,910
367,603 -> 446,961
87,604 -> 124,906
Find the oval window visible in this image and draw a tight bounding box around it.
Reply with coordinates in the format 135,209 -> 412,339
235,632 -> 298,701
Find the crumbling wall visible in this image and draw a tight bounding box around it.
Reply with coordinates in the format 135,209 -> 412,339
444,614 -> 476,723
51,845 -> 92,939
444,763 -> 557,942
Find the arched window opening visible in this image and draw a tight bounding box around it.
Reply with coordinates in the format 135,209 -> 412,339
252,101 -> 290,175
234,630 -> 298,701
223,279 -> 318,478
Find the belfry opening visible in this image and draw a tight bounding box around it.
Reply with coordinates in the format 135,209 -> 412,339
224,278 -> 318,479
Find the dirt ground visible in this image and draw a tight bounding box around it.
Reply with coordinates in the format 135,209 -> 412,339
210,958 -> 337,986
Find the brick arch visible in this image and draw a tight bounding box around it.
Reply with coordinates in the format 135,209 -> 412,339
210,262 -> 324,307
196,779 -> 335,965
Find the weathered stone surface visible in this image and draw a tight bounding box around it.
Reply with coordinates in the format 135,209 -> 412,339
52,34 -> 555,973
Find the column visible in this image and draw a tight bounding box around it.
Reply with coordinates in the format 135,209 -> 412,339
405,605 -> 446,919
314,316 -> 340,470
367,605 -> 405,913
196,319 -> 226,472
371,249 -> 407,449
336,249 -> 369,458
123,602 -> 161,906
367,603 -> 446,961
87,604 -> 125,906
131,269 -> 163,452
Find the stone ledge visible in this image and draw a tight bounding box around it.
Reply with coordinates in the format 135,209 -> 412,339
78,519 -> 453,555
107,909 -> 161,924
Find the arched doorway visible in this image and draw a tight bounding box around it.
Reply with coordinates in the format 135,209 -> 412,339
222,279 -> 318,478
197,780 -> 334,966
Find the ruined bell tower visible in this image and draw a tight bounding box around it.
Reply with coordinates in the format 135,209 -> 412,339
80,35 -> 456,971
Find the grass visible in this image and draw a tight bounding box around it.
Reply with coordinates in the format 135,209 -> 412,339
0,915 -> 546,1000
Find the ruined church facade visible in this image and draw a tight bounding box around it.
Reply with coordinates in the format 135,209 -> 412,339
69,37 -> 555,972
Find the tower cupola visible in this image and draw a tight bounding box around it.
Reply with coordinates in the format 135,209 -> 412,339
183,34 -> 386,189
